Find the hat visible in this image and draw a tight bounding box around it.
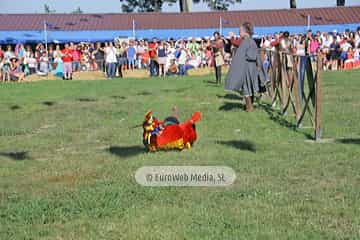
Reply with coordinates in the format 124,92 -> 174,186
10,56 -> 18,62
145,110 -> 153,121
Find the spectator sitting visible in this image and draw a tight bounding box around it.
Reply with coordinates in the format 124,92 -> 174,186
167,59 -> 178,76
340,39 -> 352,69
344,47 -> 355,69
186,55 -> 201,70
9,57 -> 25,82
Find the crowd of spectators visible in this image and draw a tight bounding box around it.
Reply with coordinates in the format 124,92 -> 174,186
260,27 -> 360,71
0,26 -> 359,82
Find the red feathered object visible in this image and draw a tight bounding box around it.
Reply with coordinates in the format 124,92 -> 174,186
142,111 -> 202,151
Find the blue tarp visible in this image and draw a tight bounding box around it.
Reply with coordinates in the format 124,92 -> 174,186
1,23 -> 359,43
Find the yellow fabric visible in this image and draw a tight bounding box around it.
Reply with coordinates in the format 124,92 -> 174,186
159,138 -> 184,150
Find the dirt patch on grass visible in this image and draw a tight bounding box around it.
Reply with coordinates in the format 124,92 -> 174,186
47,171 -> 99,187
24,67 -> 222,82
188,66 -> 229,76
25,70 -> 150,81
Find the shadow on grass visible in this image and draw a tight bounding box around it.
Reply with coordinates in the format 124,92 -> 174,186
336,138 -> 360,145
78,98 -> 98,102
260,103 -> 296,128
259,103 -> 313,140
137,91 -> 152,96
217,93 -> 243,101
0,151 -> 31,161
107,145 -> 145,158
111,95 -> 127,100
203,80 -> 217,84
42,101 -> 56,106
161,87 -> 191,93
219,102 -> 245,111
216,140 -> 256,153
9,105 -> 21,110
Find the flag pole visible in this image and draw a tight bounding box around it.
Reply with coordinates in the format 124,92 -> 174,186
44,20 -> 48,54
307,15 -> 311,30
220,16 -> 222,36
132,18 -> 136,39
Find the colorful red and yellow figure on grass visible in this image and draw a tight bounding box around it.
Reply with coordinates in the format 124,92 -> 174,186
142,110 -> 202,152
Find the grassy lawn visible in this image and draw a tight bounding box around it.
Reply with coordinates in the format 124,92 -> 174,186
0,70 -> 359,239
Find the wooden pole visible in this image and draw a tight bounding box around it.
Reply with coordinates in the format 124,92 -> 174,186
315,52 -> 322,141
280,53 -> 288,114
292,56 -> 302,122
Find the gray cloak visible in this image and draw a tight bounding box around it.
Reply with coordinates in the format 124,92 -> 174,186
225,37 -> 266,96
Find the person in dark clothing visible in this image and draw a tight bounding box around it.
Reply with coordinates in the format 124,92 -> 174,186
211,31 -> 224,84
116,42 -> 127,78
329,38 -> 340,70
92,42 -> 105,72
225,22 -> 266,112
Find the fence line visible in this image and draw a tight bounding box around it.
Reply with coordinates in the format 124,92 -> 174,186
259,48 -> 322,141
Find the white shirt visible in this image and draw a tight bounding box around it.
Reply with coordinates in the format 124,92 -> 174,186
137,45 -> 146,54
26,57 -> 37,68
354,49 -> 360,60
323,38 -> 332,48
341,42 -> 352,52
105,46 -> 117,63
355,34 -> 360,48
178,49 -> 187,65
260,39 -> 271,49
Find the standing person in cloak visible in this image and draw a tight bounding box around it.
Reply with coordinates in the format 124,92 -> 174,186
211,31 -> 225,84
225,22 -> 267,112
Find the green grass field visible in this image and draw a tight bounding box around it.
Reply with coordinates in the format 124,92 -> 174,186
1,70 -> 360,239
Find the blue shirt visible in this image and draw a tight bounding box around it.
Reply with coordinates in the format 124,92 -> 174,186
127,47 -> 136,60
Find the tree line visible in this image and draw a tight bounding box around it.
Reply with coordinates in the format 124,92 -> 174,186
44,0 -> 346,13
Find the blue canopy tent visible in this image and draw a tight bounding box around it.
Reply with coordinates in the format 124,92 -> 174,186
1,22 -> 359,44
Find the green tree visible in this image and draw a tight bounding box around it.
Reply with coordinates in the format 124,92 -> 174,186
120,0 -> 242,12
290,0 -> 296,8
290,0 -> 345,9
72,7 -> 84,14
193,0 -> 242,11
336,0 -> 345,6
120,0 -> 165,12
44,4 -> 55,13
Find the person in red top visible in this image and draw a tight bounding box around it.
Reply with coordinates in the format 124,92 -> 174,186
61,43 -> 73,80
71,44 -> 81,72
148,38 -> 159,77
211,31 -> 225,84
229,31 -> 242,49
0,45 -> 4,59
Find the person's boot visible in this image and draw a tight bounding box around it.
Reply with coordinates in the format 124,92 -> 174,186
245,96 -> 254,112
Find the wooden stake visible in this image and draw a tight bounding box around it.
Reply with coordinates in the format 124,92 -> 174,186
315,53 -> 322,141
